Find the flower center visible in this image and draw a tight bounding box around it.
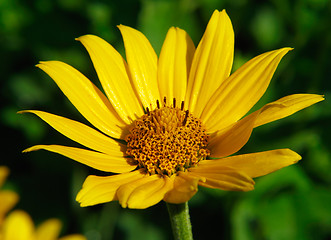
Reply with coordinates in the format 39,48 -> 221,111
125,97 -> 210,176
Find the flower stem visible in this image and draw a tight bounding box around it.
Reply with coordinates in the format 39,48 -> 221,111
166,202 -> 193,240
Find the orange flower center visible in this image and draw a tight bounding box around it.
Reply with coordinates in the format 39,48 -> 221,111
125,98 -> 210,176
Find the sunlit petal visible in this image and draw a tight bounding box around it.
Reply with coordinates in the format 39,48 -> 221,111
189,167 -> 255,191
118,25 -> 160,108
208,110 -> 260,158
19,110 -> 124,156
37,61 -> 127,139
124,175 -> 173,209
76,171 -> 143,207
23,145 -> 136,173
202,48 -> 292,132
158,27 -> 195,103
197,149 -> 301,178
77,35 -> 144,123
186,9 -> 234,116
163,172 -> 204,204
254,94 -> 325,127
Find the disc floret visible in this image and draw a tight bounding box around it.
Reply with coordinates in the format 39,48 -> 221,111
125,98 -> 210,176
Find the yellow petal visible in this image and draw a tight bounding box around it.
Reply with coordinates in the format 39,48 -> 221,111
202,48 -> 292,132
59,235 -> 87,240
197,149 -> 301,178
77,35 -> 144,123
158,27 -> 195,103
208,110 -> 260,158
189,167 -> 255,191
19,110 -> 124,156
163,172 -> 203,204
0,166 -> 9,187
186,9 -> 234,116
23,145 -> 136,173
2,210 -> 35,240
35,219 -> 61,240
254,94 -> 325,127
76,170 -> 143,207
37,61 -> 126,139
125,175 -> 173,209
0,191 -> 19,222
117,174 -> 155,208
118,25 -> 160,108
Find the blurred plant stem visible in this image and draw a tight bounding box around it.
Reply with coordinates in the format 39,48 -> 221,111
166,202 -> 193,240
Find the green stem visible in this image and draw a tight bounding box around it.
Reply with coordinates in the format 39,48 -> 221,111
166,202 -> 193,240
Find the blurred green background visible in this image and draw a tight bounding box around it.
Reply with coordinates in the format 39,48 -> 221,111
1,0 -> 331,239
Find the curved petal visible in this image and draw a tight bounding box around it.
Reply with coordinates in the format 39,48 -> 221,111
158,27 -> 195,103
202,48 -> 292,132
208,110 -> 260,158
0,166 -> 9,187
208,93 -> 324,158
19,110 -> 125,156
77,35 -> 144,123
35,219 -> 61,240
2,210 -> 35,240
196,149 -> 301,178
119,175 -> 173,209
189,167 -> 255,191
118,25 -> 160,108
76,170 -> 143,207
0,191 -> 19,222
254,94 -> 325,128
163,172 -> 204,204
185,9 -> 234,116
23,145 -> 136,173
37,61 -> 127,139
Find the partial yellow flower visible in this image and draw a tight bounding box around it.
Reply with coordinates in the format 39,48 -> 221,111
0,167 -> 18,226
0,210 -> 86,240
21,10 -> 324,209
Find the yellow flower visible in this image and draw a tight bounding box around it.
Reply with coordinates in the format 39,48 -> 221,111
0,167 -> 18,226
0,210 -> 86,240
21,10 -> 323,209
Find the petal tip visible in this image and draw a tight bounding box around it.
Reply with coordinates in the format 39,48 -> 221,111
285,148 -> 301,159
120,202 -> 127,208
245,184 -> 255,192
17,110 -> 36,115
319,94 -> 325,101
76,193 -> 92,207
36,61 -> 49,69
292,151 -> 302,163
79,202 -> 88,207
22,145 -> 43,153
22,147 -> 33,153
215,9 -> 230,18
281,47 -> 294,54
117,24 -> 126,30
76,34 -> 95,42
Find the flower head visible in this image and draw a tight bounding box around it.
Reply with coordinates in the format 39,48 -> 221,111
21,10 -> 324,209
0,210 -> 86,240
0,167 -> 19,226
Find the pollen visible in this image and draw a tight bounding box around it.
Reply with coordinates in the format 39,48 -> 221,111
125,97 -> 210,176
